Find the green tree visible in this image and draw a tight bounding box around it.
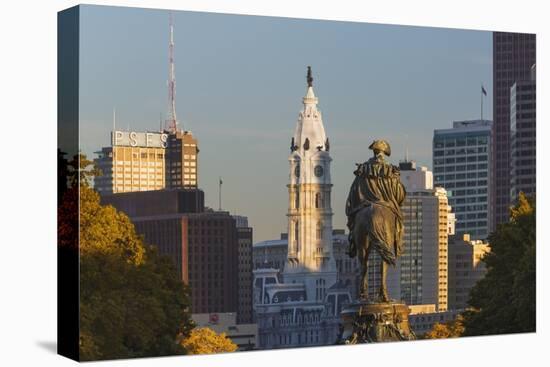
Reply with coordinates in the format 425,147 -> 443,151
424,315 -> 465,339
67,152 -> 102,187
59,154 -> 194,360
180,328 -> 238,355
463,192 -> 536,336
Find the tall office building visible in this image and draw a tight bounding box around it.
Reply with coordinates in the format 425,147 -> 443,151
381,161 -> 453,311
234,215 -> 254,324
94,131 -> 168,194
433,120 -> 492,240
166,130 -> 199,189
94,129 -> 199,194
510,64 -> 536,203
492,32 -> 536,228
448,234 -> 490,310
101,190 -> 242,317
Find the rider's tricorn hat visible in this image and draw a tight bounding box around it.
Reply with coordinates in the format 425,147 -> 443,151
369,140 -> 391,157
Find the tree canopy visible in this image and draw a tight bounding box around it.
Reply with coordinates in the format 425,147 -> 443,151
423,315 -> 465,339
180,328 -> 238,355
59,153 -> 194,360
463,192 -> 536,336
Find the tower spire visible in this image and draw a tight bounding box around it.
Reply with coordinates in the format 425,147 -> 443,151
285,67 -> 336,293
167,11 -> 179,133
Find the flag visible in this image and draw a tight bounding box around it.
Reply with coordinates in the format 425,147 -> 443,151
219,177 -> 223,185
481,85 -> 487,96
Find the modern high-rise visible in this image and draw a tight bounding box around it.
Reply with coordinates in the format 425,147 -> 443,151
433,120 -> 492,240
448,234 -> 490,310
492,32 -> 536,229
94,129 -> 199,194
510,64 -> 536,203
380,161 -> 453,311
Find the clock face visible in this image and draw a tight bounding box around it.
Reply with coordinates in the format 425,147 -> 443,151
314,165 -> 324,177
294,164 -> 300,177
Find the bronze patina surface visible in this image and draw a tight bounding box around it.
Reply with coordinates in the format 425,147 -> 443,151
345,139 -> 406,302
339,300 -> 415,344
340,140 -> 415,344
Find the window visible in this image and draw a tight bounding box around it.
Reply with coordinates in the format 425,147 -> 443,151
316,221 -> 323,240
294,221 -> 299,252
315,192 -> 322,208
316,279 -> 326,301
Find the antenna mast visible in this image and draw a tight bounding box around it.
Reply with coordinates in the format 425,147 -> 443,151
167,12 -> 179,133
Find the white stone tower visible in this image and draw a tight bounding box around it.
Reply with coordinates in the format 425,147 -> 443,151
284,67 -> 337,301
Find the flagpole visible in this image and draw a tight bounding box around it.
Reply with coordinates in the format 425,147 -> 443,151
218,177 -> 222,211
481,84 -> 483,121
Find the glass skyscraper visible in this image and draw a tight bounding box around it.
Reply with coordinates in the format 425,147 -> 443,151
433,120 -> 492,240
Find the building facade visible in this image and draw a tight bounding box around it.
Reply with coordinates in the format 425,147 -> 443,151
492,32 -> 536,229
102,191 -> 245,318
510,64 -> 536,203
166,130 -> 199,189
252,69 -> 352,349
253,231 -> 360,299
285,68 -> 337,299
433,120 -> 492,240
371,161 -> 453,311
192,313 -> 258,351
448,234 -> 490,310
408,304 -> 462,337
94,129 -> 199,194
94,131 -> 168,194
234,215 -> 254,324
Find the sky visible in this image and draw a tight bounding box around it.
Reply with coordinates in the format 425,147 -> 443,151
79,5 -> 493,243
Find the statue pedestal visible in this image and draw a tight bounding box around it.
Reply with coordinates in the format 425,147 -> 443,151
338,300 -> 416,344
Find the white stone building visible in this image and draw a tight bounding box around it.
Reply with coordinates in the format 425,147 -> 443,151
252,68 -> 352,349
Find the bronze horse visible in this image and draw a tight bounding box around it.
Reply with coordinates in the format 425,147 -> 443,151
346,140 -> 406,303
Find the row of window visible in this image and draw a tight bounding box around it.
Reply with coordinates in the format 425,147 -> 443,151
453,205 -> 488,212
456,221 -> 488,229
293,192 -> 328,209
435,173 -> 487,181
433,137 -> 488,148
112,152 -> 164,160
114,160 -> 163,166
434,155 -> 488,165
433,164 -> 488,172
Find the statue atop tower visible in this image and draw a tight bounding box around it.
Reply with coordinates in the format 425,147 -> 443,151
284,66 -> 337,301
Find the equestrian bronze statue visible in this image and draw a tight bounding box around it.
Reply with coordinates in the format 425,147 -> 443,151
345,140 -> 406,302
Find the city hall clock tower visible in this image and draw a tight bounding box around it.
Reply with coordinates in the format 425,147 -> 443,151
284,67 -> 337,301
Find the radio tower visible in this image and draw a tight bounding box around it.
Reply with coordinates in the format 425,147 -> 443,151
167,12 -> 179,133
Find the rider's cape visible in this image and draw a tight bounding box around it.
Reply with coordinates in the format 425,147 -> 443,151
345,156 -> 406,265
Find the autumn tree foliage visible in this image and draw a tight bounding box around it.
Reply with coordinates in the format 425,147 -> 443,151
58,154 -> 194,360
423,315 -> 465,339
180,328 -> 238,355
463,193 -> 536,336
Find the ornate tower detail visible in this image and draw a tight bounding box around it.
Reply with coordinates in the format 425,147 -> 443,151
284,67 -> 337,300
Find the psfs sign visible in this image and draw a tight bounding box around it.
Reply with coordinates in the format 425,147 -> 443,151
111,131 -> 168,148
